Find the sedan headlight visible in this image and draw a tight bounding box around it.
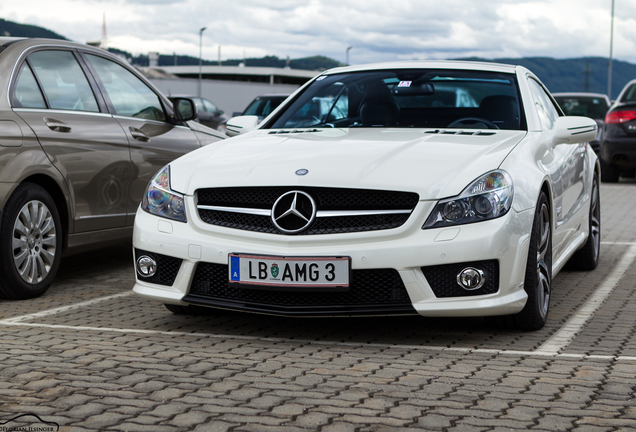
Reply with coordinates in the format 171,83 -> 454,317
141,165 -> 187,222
423,170 -> 513,229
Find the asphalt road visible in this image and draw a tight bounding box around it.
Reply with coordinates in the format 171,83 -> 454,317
1,180 -> 636,431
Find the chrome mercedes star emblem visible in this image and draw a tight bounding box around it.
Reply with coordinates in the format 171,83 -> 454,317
271,190 -> 316,234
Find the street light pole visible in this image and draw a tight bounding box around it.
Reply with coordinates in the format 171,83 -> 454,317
198,27 -> 207,98
608,0 -> 614,99
346,46 -> 352,65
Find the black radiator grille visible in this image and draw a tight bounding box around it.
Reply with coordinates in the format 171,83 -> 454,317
196,187 -> 418,235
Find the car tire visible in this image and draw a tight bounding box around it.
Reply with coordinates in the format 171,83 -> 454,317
600,159 -> 619,183
0,183 -> 63,299
567,175 -> 600,271
513,191 -> 552,331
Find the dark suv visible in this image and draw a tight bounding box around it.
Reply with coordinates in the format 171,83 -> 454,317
598,80 -> 636,182
0,38 -> 224,299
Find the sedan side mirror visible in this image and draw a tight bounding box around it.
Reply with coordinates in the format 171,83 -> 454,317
553,116 -> 598,145
225,115 -> 259,137
172,97 -> 198,122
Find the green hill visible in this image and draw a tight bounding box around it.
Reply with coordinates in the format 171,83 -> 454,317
0,18 -> 67,40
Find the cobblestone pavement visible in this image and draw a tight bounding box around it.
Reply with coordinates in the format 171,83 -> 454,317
1,181 -> 636,431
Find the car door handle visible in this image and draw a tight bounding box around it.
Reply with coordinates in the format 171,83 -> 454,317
129,127 -> 150,142
44,118 -> 72,133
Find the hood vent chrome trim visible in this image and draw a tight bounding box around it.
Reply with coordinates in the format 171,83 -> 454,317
425,130 -> 496,136
268,129 -> 321,134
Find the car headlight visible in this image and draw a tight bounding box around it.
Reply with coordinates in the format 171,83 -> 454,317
141,165 -> 187,222
422,170 -> 513,229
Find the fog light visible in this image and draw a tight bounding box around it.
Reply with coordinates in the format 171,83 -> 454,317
456,267 -> 485,290
137,255 -> 157,277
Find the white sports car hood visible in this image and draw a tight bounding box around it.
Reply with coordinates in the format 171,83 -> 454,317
169,128 -> 526,201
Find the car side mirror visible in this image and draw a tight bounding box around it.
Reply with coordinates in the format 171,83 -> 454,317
553,116 -> 598,145
218,110 -> 224,116
172,98 -> 198,122
225,115 -> 259,137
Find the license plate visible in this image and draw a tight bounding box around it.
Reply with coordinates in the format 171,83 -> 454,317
228,253 -> 350,289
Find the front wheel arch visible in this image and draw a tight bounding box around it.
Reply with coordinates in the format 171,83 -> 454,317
20,174 -> 69,251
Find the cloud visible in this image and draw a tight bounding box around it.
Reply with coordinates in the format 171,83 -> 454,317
1,0 -> 633,65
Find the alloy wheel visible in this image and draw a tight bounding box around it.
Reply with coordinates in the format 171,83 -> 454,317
536,202 -> 551,320
12,200 -> 58,284
590,181 -> 601,261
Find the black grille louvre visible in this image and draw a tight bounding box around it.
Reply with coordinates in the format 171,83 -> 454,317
199,210 -> 412,235
134,249 -> 182,286
199,210 -> 274,233
309,214 -> 411,234
421,260 -> 499,298
197,187 -> 418,210
184,262 -> 415,316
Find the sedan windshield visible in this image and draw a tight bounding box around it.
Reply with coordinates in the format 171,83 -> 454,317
243,96 -> 287,118
554,96 -> 609,120
267,69 -> 524,130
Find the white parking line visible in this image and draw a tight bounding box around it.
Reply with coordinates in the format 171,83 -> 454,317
536,243 -> 636,355
3,320 -> 636,362
2,242 -> 636,361
0,292 -> 134,324
601,241 -> 636,245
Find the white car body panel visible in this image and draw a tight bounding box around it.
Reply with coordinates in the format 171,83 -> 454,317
171,129 -> 527,202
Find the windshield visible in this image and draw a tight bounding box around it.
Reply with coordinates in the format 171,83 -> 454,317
554,96 -> 609,120
267,69 -> 524,130
243,96 -> 287,118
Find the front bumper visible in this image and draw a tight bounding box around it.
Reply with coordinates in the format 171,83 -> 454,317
132,201 -> 533,318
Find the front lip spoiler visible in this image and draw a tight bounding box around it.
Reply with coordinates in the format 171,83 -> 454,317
182,293 -> 418,317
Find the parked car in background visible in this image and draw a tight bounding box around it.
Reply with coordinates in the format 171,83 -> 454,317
0,37 -> 225,300
168,96 -> 229,130
553,92 -> 610,153
218,94 -> 289,134
133,60 -> 600,331
598,80 -> 636,182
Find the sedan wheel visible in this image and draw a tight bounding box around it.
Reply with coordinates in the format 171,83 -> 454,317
514,192 -> 552,330
13,200 -> 57,283
0,183 -> 62,299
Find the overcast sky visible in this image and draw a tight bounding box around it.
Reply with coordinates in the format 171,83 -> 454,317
2,0 -> 635,65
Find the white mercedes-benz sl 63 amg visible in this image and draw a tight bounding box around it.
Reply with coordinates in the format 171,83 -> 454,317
132,60 -> 600,330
